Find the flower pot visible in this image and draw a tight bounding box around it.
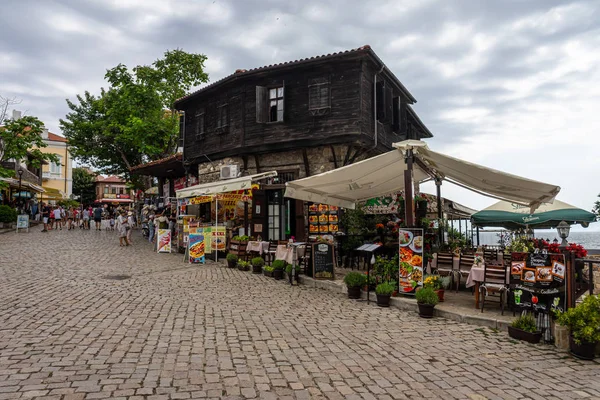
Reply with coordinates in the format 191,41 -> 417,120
417,303 -> 435,318
347,286 -> 361,299
252,264 -> 262,274
227,259 -> 237,268
263,270 -> 273,277
569,336 -> 596,360
507,326 -> 542,344
435,289 -> 445,302
273,269 -> 283,280
376,294 -> 391,307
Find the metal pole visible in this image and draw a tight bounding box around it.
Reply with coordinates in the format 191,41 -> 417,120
435,179 -> 443,245
215,198 -> 218,262
404,149 -> 415,227
476,226 -> 480,246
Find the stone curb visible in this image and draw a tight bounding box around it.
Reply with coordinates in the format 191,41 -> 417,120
298,275 -> 514,331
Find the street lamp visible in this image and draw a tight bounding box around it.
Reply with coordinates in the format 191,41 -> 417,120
556,220 -> 571,248
17,167 -> 24,208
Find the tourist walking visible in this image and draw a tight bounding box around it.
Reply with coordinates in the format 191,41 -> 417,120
93,206 -> 103,230
126,211 -> 134,245
82,207 -> 90,229
117,210 -> 129,246
53,206 -> 62,230
41,203 -> 50,232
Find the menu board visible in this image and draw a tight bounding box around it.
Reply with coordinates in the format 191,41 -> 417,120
188,231 -> 205,264
510,252 -> 566,313
308,204 -> 339,234
398,228 -> 424,294
312,243 -> 335,280
157,229 -> 171,253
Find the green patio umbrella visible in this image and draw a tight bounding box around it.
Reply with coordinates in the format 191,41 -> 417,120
471,199 -> 596,229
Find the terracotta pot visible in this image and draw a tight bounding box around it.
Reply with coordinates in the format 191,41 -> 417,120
347,286 -> 361,299
570,336 -> 596,360
376,294 -> 391,307
507,326 -> 542,344
435,289 -> 445,302
417,303 -> 435,318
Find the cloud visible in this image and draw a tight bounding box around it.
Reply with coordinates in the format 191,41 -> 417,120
1,0 -> 599,216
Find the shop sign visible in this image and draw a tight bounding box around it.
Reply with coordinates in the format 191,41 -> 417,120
117,194 -> 130,199
104,193 -> 116,199
157,229 -> 171,253
398,228 -> 424,294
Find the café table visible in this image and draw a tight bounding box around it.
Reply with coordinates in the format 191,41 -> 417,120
246,241 -> 269,255
466,264 -> 510,309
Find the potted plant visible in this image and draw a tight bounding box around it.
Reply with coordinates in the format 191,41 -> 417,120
0,205 -> 17,229
251,257 -> 265,274
556,295 -> 600,360
237,260 -> 250,271
415,287 -> 439,318
226,253 -> 238,268
344,272 -> 366,299
508,314 -> 542,344
272,260 -> 285,280
263,266 -> 274,277
375,282 -> 395,307
414,194 -> 428,210
423,275 -> 450,302
285,264 -> 300,281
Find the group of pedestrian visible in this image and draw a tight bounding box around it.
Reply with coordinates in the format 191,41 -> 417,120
40,203 -> 82,232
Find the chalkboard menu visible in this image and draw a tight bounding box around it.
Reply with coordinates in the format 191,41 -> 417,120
312,243 -> 335,280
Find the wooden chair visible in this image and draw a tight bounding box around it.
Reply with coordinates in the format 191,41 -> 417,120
484,248 -> 498,265
479,263 -> 508,315
434,252 -> 456,289
456,253 -> 475,292
266,241 -> 278,265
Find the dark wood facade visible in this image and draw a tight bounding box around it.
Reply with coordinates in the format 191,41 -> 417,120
175,46 -> 433,241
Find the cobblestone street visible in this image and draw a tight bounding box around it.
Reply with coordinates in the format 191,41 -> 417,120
0,228 -> 599,400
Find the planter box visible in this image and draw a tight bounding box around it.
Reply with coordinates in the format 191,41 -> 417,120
417,303 -> 435,318
508,326 -> 542,344
263,270 -> 273,277
570,336 -> 597,360
252,264 -> 263,274
273,269 -> 283,280
376,294 -> 391,307
347,286 -> 361,299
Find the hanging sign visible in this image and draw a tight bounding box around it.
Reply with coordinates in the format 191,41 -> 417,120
157,229 -> 172,253
398,228 -> 424,294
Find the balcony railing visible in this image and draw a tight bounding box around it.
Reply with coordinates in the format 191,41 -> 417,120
1,161 -> 42,185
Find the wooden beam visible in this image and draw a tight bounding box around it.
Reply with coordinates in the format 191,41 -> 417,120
329,145 -> 338,169
343,145 -> 353,166
302,149 -> 310,177
254,154 -> 261,173
348,147 -> 364,164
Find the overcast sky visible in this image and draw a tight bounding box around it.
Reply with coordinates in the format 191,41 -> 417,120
1,0 -> 599,228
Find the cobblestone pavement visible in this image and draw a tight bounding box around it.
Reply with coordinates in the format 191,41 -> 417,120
1,228 -> 599,400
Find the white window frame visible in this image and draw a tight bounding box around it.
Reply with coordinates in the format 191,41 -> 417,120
50,156 -> 62,175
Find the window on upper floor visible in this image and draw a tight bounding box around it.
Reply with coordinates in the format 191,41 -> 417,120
376,80 -> 386,121
308,78 -> 330,115
195,111 -> 205,139
103,187 -> 108,194
49,156 -> 62,175
392,96 -> 401,132
256,84 -> 285,123
217,104 -> 228,130
111,187 -> 116,194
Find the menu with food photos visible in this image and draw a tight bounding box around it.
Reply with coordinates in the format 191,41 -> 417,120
308,203 -> 339,234
398,228 -> 424,294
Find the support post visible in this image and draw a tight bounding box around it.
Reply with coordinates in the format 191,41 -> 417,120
435,178 -> 443,245
244,201 -> 249,237
215,198 -> 218,262
404,149 -> 415,227
476,226 -> 480,247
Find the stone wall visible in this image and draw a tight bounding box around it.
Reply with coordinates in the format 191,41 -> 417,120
196,145 -> 370,182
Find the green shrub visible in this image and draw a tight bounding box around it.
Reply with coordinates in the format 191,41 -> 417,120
272,260 -> 286,270
511,314 -> 538,333
251,257 -> 265,267
226,253 -> 238,262
557,294 -> 600,345
237,260 -> 250,270
0,205 -> 17,223
343,272 -> 366,289
375,282 -> 395,296
263,266 -> 274,273
415,287 -> 439,305
232,235 -> 250,242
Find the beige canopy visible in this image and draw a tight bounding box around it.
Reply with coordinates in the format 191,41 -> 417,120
176,171 -> 277,199
284,140 -> 560,213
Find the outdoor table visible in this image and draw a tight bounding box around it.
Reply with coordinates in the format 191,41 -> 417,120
246,241 -> 269,255
275,244 -> 306,264
466,265 -> 510,309
430,254 -> 460,272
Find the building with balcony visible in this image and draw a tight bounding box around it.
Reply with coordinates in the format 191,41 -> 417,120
38,127 -> 72,200
95,175 -> 134,206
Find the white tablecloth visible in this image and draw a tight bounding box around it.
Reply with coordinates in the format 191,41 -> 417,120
275,245 -> 306,264
246,241 -> 269,255
465,266 -> 510,288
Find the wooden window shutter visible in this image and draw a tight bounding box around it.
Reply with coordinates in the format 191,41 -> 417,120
392,97 -> 400,132
376,81 -> 386,121
281,80 -> 285,121
256,86 -> 267,123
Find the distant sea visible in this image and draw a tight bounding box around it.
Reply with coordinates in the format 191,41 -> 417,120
476,230 -> 600,250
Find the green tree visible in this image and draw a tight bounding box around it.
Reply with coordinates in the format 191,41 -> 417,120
72,167 -> 97,206
0,114 -> 59,188
593,194 -> 600,221
60,49 -> 209,186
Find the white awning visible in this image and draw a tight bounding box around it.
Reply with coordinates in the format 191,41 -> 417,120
176,171 -> 277,199
285,140 -> 560,212
0,178 -> 45,193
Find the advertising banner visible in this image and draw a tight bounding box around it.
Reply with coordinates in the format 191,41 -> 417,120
398,228 -> 424,294
157,229 -> 171,253
16,214 -> 29,232
188,231 -> 205,264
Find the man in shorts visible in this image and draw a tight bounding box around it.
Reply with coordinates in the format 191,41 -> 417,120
41,203 -> 50,232
53,206 -> 63,230
82,207 -> 90,229
93,206 -> 103,230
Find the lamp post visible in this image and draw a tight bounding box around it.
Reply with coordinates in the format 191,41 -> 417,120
17,167 -> 24,209
556,220 -> 570,248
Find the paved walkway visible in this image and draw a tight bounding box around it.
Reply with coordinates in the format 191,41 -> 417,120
0,229 -> 599,400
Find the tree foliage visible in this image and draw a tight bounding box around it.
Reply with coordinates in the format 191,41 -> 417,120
0,114 -> 59,186
593,194 -> 600,221
60,49 -> 209,186
72,167 -> 97,206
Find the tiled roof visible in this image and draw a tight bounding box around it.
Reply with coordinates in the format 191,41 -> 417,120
175,45 -> 416,105
47,132 -> 67,143
130,153 -> 182,171
96,175 -> 126,183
